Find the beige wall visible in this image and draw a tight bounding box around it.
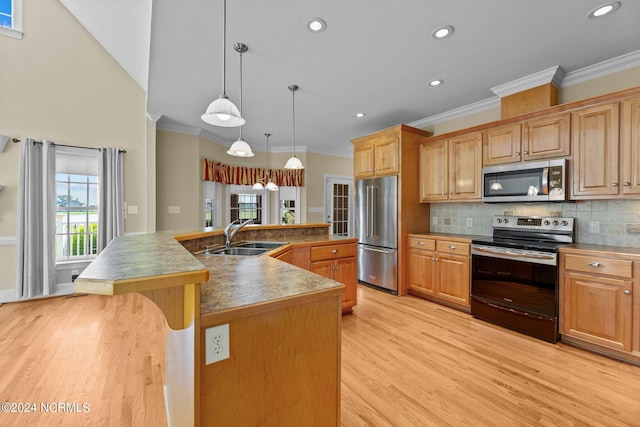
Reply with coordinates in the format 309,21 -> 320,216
156,130 -> 353,230
0,1 -> 150,292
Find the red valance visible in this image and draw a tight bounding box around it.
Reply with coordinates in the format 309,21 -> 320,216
201,159 -> 304,187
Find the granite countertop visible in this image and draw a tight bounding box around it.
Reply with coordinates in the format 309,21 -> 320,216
196,254 -> 343,316
75,225 -> 349,313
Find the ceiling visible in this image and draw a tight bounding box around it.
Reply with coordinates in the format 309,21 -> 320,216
144,0 -> 640,158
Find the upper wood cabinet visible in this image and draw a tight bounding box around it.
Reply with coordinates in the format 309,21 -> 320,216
353,135 -> 399,179
571,102 -> 620,198
483,113 -> 570,166
420,132 -> 482,202
622,97 -> 640,195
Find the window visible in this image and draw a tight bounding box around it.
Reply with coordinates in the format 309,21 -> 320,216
226,185 -> 271,225
279,187 -> 300,225
230,193 -> 263,223
0,0 -> 23,39
55,147 -> 100,261
56,174 -> 99,260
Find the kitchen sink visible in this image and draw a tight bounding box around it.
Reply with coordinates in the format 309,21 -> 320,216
207,247 -> 270,256
233,241 -> 288,249
195,241 -> 288,256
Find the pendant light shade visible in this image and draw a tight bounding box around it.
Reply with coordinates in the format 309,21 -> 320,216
201,0 -> 244,128
227,138 -> 254,157
253,133 -> 279,191
227,42 -> 254,157
284,84 -> 304,169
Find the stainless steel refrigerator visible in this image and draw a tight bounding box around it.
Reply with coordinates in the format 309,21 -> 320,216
355,175 -> 398,293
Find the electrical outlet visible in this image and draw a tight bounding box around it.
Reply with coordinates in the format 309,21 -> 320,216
168,206 -> 180,214
205,324 -> 230,364
432,216 -> 437,225
466,218 -> 473,227
128,205 -> 138,214
589,221 -> 600,234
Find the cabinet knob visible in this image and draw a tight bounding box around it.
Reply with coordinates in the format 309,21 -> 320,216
523,151 -> 529,155
587,262 -> 604,268
515,152 -> 521,156
612,183 -> 619,187
449,191 -> 453,195
331,249 -> 339,254
418,241 -> 424,246
448,245 -> 456,250
624,289 -> 631,295
442,192 -> 447,196
624,182 -> 631,186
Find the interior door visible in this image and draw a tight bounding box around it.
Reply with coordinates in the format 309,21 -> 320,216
325,176 -> 353,236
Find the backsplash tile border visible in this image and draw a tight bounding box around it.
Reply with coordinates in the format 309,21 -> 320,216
429,200 -> 640,248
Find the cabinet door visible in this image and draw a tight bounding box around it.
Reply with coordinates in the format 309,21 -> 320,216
523,113 -> 571,161
483,123 -> 522,166
419,141 -> 448,201
408,248 -> 436,295
562,272 -> 632,351
449,133 -> 482,200
373,136 -> 400,176
310,260 -> 334,280
354,142 -> 375,179
436,255 -> 470,306
622,97 -> 640,195
572,103 -> 620,197
334,257 -> 357,310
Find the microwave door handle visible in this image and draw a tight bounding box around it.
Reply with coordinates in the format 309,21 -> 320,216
542,167 -> 549,195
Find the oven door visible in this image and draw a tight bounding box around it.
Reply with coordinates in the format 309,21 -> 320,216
471,249 -> 559,342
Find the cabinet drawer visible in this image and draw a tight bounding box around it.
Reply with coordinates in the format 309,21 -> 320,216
310,243 -> 356,261
436,240 -> 470,256
564,254 -> 632,278
408,237 -> 436,251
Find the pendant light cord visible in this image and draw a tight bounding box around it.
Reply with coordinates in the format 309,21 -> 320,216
292,88 -> 296,156
221,0 -> 227,97
239,45 -> 243,139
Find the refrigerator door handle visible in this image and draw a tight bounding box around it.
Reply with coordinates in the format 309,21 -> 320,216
371,186 -> 377,237
360,246 -> 393,254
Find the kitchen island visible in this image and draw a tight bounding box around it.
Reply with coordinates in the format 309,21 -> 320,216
75,224 -> 346,426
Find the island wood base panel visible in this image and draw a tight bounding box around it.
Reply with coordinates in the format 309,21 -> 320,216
198,296 -> 342,426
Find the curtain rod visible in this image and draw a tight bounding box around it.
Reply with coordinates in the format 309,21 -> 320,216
12,138 -> 126,154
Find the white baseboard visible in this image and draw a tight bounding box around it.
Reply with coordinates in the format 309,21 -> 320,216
0,282 -> 75,303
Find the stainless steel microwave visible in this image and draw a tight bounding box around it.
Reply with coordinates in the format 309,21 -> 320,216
482,159 -> 567,203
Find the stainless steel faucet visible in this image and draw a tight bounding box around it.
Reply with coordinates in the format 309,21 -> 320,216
224,218 -> 254,248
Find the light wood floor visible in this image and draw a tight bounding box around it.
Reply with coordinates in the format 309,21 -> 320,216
1,286 -> 640,426
342,285 -> 640,426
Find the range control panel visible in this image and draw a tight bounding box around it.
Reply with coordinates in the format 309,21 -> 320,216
492,216 -> 574,233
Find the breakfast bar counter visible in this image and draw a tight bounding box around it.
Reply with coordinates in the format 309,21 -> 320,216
74,224 -> 344,426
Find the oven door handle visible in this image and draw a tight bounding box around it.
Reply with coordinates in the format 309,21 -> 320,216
472,246 -> 555,260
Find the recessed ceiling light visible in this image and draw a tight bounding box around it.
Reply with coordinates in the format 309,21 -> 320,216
431,25 -> 454,40
428,79 -> 444,87
355,113 -> 365,118
307,18 -> 327,32
588,1 -> 621,18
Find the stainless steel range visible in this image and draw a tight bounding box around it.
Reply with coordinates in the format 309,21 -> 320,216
470,215 -> 575,343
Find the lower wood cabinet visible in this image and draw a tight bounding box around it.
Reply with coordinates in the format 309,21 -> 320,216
407,235 -> 471,310
273,241 -> 358,313
310,243 -> 357,313
560,249 -> 639,360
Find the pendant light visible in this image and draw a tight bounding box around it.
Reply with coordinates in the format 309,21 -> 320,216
201,0 -> 245,127
252,133 -> 279,191
264,133 -> 279,191
227,42 -> 254,157
284,85 -> 304,169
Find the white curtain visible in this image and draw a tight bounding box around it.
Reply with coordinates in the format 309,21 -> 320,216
15,138 -> 57,298
98,147 -> 124,252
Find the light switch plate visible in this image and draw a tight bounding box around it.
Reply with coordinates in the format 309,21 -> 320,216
128,205 -> 138,214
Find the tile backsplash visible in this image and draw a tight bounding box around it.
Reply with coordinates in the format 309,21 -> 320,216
429,200 -> 640,248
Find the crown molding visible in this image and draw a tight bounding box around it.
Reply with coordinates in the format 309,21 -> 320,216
561,49 -> 640,87
490,65 -> 566,97
409,96 -> 500,129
